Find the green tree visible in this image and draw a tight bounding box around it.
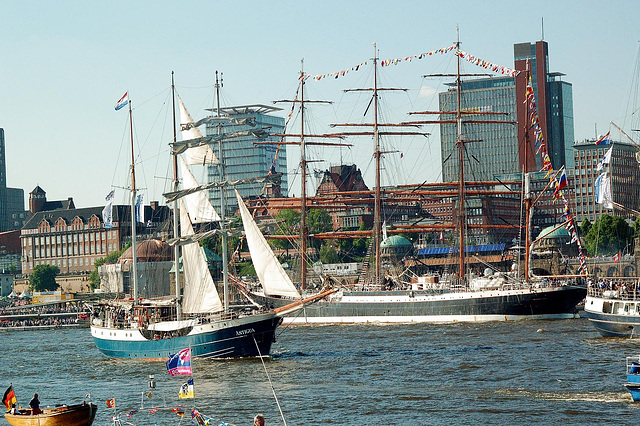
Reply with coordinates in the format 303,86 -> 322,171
580,219 -> 592,237
319,242 -> 340,264
271,209 -> 300,253
307,208 -> 333,250
584,214 -> 633,255
30,264 -> 60,292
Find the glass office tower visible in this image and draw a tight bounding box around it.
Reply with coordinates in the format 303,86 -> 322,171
205,105 -> 286,215
439,77 -> 518,183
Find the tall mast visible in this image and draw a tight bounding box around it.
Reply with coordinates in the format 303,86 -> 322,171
272,69 -> 343,292
128,97 -> 139,301
454,28 -> 466,281
215,71 -> 230,313
373,43 -> 382,286
171,72 -> 181,318
523,61 -> 532,283
330,43 -> 427,286
299,60 -> 308,291
406,28 -> 515,282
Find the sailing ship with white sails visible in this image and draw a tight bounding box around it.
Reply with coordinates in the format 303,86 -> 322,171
248,38 -> 586,324
90,76 -> 305,359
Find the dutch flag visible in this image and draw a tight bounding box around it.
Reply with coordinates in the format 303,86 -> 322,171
595,131 -> 610,145
114,92 -> 129,111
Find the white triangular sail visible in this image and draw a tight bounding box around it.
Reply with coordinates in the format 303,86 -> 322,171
179,200 -> 223,313
178,96 -> 219,165
235,189 -> 301,298
179,156 -> 221,223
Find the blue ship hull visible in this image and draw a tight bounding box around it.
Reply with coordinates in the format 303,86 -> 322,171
91,313 -> 281,360
582,310 -> 640,338
624,383 -> 640,401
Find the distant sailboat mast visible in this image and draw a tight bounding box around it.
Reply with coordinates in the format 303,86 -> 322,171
214,71 -> 230,313
128,95 -> 139,301
272,62 -> 340,290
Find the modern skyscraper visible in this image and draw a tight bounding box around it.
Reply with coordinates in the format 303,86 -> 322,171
439,77 -> 517,182
514,41 -> 574,172
205,105 -> 286,214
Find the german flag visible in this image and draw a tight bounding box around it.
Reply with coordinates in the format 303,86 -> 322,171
3,385 -> 16,412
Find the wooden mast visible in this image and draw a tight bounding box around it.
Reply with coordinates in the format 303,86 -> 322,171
406,28 -> 516,281
328,43 -> 428,286
372,43 -> 382,286
272,65 -> 347,291
299,60 -> 308,292
171,72 -> 181,319
454,31 -> 466,281
523,61 -> 532,283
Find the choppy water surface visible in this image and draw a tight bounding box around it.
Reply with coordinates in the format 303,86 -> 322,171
0,318 -> 638,425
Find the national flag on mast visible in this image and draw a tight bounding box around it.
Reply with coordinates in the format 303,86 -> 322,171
115,92 -> 129,111
106,398 -> 116,408
553,169 -> 567,197
3,385 -> 16,412
595,131 -> 610,145
166,348 -> 192,376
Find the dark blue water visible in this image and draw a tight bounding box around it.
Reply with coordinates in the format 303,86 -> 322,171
0,318 -> 638,425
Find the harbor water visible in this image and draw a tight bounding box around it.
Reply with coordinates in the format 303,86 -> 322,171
1,318 -> 638,425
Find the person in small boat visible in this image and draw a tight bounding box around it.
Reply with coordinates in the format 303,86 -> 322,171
254,413 -> 265,426
10,403 -> 19,415
29,393 -> 41,415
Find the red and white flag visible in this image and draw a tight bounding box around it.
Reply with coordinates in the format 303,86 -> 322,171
439,232 -> 444,243
613,252 -> 621,263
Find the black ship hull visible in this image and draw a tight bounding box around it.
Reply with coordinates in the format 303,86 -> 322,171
256,285 -> 587,324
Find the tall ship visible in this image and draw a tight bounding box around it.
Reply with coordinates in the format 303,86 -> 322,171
244,35 -> 586,324
90,75 -> 309,359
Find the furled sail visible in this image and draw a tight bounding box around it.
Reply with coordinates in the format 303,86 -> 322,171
178,96 -> 219,165
235,189 -> 301,299
179,156 -> 221,223
179,200 -> 223,313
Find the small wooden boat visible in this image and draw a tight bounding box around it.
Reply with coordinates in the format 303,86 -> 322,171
4,402 -> 97,426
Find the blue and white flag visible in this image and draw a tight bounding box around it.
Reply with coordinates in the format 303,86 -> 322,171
114,92 -> 129,111
596,146 -> 613,172
102,190 -> 115,229
135,194 -> 144,223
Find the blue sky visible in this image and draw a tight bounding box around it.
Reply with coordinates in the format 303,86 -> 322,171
2,1 -> 639,209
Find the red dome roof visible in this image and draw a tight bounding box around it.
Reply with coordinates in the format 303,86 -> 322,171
119,239 -> 172,263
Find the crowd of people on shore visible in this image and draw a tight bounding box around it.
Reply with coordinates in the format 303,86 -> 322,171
0,316 -> 82,329
0,304 -> 86,316
0,302 -> 89,329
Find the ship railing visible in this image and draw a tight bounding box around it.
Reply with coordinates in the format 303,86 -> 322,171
587,286 -> 640,301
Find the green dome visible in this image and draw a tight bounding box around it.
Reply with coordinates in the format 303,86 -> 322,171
538,225 -> 570,240
380,235 -> 413,248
